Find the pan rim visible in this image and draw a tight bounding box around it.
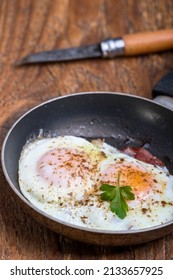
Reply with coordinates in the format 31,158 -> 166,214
2,90 -> 172,144
1,91 -> 173,236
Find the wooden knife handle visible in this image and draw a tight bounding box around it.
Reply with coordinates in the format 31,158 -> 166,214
123,29 -> 173,55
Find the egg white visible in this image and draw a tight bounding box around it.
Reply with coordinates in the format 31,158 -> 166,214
18,136 -> 104,219
18,135 -> 173,230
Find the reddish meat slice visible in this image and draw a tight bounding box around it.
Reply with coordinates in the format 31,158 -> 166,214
122,147 -> 164,167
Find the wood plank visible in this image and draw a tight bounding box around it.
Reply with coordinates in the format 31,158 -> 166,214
0,0 -> 173,260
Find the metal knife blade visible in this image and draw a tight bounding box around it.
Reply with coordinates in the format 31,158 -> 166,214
16,43 -> 103,65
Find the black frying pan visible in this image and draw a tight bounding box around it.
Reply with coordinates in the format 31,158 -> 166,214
2,89 -> 173,246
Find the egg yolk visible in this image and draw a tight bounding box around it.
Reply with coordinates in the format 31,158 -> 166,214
100,161 -> 156,195
37,147 -> 97,187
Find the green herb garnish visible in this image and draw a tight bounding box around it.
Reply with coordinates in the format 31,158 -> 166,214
99,172 -> 135,219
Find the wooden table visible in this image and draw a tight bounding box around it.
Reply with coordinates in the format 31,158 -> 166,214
0,0 -> 173,260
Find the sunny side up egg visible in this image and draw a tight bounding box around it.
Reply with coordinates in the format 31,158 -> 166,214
18,135 -> 173,230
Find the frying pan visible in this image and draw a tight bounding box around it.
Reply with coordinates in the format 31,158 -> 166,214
2,90 -> 173,246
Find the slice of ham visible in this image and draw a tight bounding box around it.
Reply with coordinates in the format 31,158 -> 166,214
121,147 -> 164,167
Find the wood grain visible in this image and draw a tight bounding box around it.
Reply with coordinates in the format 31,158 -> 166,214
0,0 -> 173,260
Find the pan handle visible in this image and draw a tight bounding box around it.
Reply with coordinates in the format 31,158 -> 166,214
152,71 -> 173,110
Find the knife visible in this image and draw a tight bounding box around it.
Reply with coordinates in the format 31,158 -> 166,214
17,29 -> 173,65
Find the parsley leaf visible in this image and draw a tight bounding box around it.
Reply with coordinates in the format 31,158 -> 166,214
99,172 -> 135,219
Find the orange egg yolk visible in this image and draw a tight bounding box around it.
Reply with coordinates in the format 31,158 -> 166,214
100,161 -> 155,195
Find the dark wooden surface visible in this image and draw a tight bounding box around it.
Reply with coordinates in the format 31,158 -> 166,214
0,0 -> 173,260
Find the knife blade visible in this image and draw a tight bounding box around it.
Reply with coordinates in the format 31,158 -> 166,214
16,43 -> 103,65
17,29 -> 173,65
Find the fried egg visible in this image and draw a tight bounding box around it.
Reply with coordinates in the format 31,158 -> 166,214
18,135 -> 173,230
